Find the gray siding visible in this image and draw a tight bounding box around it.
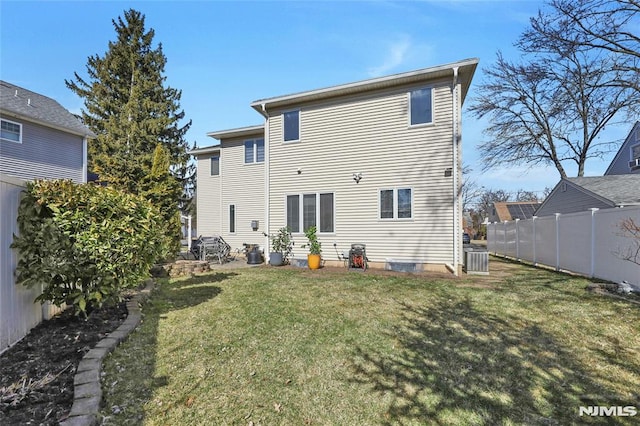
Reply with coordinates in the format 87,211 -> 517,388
535,183 -> 612,217
0,118 -> 84,182
267,80 -> 459,268
605,122 -> 640,175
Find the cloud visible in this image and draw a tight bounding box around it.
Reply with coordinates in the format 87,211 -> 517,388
367,34 -> 412,77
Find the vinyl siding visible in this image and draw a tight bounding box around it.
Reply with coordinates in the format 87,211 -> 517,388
0,118 -> 84,182
219,137 -> 265,252
267,80 -> 458,266
605,123 -> 640,175
196,153 -> 222,237
535,184 -> 612,217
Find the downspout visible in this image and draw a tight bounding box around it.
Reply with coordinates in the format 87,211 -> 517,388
261,103 -> 270,259
82,136 -> 88,183
452,67 -> 460,276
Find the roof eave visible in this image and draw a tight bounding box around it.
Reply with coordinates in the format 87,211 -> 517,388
206,124 -> 265,141
250,58 -> 479,112
0,108 -> 96,138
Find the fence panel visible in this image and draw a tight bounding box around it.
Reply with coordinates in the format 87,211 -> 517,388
0,175 -> 43,354
488,206 -> 640,289
593,207 -> 640,285
558,211 -> 593,276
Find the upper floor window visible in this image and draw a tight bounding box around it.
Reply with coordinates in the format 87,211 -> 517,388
631,144 -> 640,170
1,119 -> 22,143
283,110 -> 300,142
409,88 -> 433,126
244,138 -> 265,163
380,188 -> 412,219
286,192 -> 334,233
210,155 -> 220,176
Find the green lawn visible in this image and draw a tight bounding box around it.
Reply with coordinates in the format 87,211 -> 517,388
99,258 -> 640,425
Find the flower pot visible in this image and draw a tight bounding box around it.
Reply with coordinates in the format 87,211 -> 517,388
269,252 -> 284,266
307,254 -> 321,270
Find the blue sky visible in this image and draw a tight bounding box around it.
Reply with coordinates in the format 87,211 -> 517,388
1,0 -> 632,196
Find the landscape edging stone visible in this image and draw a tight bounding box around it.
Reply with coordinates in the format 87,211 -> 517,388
59,279 -> 154,426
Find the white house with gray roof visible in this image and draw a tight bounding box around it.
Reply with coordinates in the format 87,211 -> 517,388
191,58 -> 479,274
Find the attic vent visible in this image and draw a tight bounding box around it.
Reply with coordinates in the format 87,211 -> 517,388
561,182 -> 567,192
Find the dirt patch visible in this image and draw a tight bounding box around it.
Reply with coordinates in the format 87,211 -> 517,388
0,301 -> 127,425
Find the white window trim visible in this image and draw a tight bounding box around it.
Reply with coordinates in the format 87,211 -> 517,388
283,109 -> 301,144
210,155 -> 220,176
1,118 -> 22,143
285,191 -> 335,234
378,187 -> 414,220
244,138 -> 265,164
408,87 -> 434,128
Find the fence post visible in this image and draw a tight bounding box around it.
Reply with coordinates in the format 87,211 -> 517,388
532,216 -> 537,266
590,208 -> 598,278
555,213 -> 561,271
515,218 -> 520,261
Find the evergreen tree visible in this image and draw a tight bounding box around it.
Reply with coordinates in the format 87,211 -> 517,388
66,9 -> 193,244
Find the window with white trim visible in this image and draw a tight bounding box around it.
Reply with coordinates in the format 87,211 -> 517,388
379,188 -> 412,219
286,192 -> 334,233
244,138 -> 264,163
283,110 -> 300,142
409,88 -> 433,126
210,155 -> 220,176
630,144 -> 640,170
1,119 -> 22,143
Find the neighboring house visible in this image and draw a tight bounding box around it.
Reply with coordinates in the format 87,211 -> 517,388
0,80 -> 94,182
605,121 -> 640,175
488,201 -> 542,223
535,175 -> 640,217
192,58 -> 479,274
1,81 -> 94,354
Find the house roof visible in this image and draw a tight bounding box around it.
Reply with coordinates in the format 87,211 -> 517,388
206,124 -> 264,141
493,201 -> 542,221
0,80 -> 95,137
564,175 -> 640,206
250,58 -> 479,115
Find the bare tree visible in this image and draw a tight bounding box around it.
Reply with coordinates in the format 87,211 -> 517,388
470,4 -> 639,179
460,164 -> 485,213
523,0 -> 640,93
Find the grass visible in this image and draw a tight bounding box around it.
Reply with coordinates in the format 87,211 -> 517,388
99,258 -> 640,425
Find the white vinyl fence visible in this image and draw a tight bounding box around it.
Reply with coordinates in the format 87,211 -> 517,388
0,174 -> 63,354
487,206 -> 640,290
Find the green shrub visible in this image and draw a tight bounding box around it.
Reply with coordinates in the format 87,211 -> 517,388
11,179 -> 167,315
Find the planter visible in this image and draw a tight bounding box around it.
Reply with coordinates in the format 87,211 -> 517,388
269,252 -> 284,266
307,254 -> 321,270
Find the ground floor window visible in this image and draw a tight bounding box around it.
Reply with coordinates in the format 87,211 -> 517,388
379,188 -> 412,219
286,192 -> 334,233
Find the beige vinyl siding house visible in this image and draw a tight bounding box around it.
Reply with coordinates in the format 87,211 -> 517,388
191,125 -> 265,253
193,58 -> 478,273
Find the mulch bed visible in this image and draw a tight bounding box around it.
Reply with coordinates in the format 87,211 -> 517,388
0,301 -> 128,425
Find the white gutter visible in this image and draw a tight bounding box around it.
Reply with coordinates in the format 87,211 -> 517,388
452,66 -> 460,276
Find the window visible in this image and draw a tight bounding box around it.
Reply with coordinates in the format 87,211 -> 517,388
210,155 -> 220,176
244,138 -> 265,164
229,205 -> 235,233
409,88 -> 433,126
283,110 -> 300,142
287,195 -> 300,233
379,188 -> 412,219
1,119 -> 21,143
631,144 -> 640,169
286,192 -> 334,233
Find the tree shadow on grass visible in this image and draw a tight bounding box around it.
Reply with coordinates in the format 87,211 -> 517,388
349,298 -> 637,425
100,272 -> 234,424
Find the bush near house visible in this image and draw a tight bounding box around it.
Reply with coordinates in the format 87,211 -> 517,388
11,179 -> 168,315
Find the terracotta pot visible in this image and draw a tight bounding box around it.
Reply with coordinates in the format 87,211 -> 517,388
307,254 -> 321,270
